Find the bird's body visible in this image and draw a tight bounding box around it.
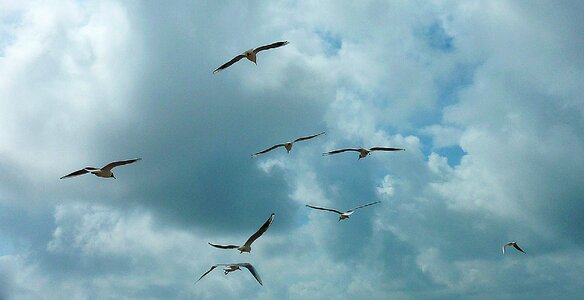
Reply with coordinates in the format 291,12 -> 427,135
252,132 -> 325,157
306,201 -> 381,221
196,263 -> 263,286
502,241 -> 526,254
60,158 -> 142,180
322,147 -> 405,159
213,41 -> 289,74
208,213 -> 274,253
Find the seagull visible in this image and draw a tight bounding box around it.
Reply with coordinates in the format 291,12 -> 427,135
208,213 -> 274,253
196,263 -> 263,286
323,147 -> 405,159
306,201 -> 381,221
60,158 -> 142,179
502,241 -> 526,254
252,132 -> 325,157
213,41 -> 289,74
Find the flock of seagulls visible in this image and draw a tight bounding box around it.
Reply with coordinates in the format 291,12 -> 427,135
58,40 -> 527,289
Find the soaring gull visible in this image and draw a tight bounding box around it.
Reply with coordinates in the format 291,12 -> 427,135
252,132 -> 325,157
322,147 -> 405,159
213,41 -> 289,74
502,241 -> 526,254
208,213 -> 274,253
306,201 -> 381,221
60,158 -> 142,179
196,263 -> 263,286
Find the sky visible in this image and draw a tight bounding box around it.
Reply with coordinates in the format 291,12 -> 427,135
0,0 -> 583,299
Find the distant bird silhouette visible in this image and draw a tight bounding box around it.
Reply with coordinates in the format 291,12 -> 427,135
502,241 -> 526,254
252,132 -> 325,157
306,201 -> 381,221
213,41 -> 289,74
322,147 -> 404,159
60,158 -> 142,179
208,213 -> 274,253
196,263 -> 262,286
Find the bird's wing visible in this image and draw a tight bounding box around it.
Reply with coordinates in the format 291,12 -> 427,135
208,242 -> 240,249
213,54 -> 246,74
347,201 -> 382,212
369,147 -> 405,152
293,131 -> 326,143
322,148 -> 361,156
305,204 -> 344,215
253,41 -> 289,54
502,245 -> 506,254
196,265 -> 217,284
102,158 -> 142,171
252,144 -> 286,157
243,213 -> 275,248
238,263 -> 263,285
59,167 -> 95,179
513,243 -> 526,254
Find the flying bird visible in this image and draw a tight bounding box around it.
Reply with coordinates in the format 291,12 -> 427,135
322,147 -> 405,159
60,158 -> 142,179
213,41 -> 289,74
306,201 -> 381,221
252,132 -> 326,157
196,263 -> 263,286
208,213 -> 274,253
502,241 -> 526,254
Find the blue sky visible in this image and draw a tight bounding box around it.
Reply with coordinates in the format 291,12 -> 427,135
1,1 -> 583,299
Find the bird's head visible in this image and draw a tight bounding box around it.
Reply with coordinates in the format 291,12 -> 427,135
111,173 -> 116,179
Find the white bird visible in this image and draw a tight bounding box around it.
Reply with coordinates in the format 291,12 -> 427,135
60,158 -> 142,179
502,241 -> 526,254
213,41 -> 289,74
306,201 -> 381,221
322,147 -> 405,159
208,213 -> 274,253
252,132 -> 325,157
196,263 -> 263,286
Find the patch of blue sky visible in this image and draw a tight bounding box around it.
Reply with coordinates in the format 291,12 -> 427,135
423,21 -> 454,52
315,29 -> 342,56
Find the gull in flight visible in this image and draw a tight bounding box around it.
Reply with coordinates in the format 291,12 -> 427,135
196,263 -> 262,286
60,158 -> 142,179
323,147 -> 405,159
213,41 -> 289,74
252,132 -> 326,157
502,241 -> 526,254
306,201 -> 381,221
208,213 -> 274,253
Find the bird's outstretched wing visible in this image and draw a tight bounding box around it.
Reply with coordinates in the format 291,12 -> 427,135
322,148 -> 361,156
502,245 -> 506,254
513,243 -> 526,254
102,158 -> 142,172
253,41 -> 289,54
195,265 -> 218,284
347,201 -> 381,212
238,263 -> 263,285
305,204 -> 344,215
213,54 -> 246,74
252,144 -> 286,157
293,132 -> 326,143
60,167 -> 96,179
369,147 -> 405,152
243,213 -> 275,248
208,242 -> 240,249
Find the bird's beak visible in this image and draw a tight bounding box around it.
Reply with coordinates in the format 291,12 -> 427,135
112,175 -> 116,179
